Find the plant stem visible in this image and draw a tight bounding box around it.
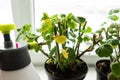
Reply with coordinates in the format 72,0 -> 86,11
76,23 -> 81,56
53,24 -> 60,63
115,49 -> 119,62
62,19 -> 67,49
80,21 -> 87,36
58,21 -> 62,35
117,27 -> 120,53
106,28 -> 109,40
110,56 -> 113,63
78,34 -> 102,58
39,49 -> 49,58
117,25 -> 120,62
75,22 -> 87,53
106,28 -> 114,62
75,23 -> 82,51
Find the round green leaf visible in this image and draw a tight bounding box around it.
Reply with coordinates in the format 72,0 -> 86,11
110,23 -> 117,28
95,44 -> 113,57
111,39 -> 119,46
111,62 -> 120,78
108,72 -> 119,80
106,39 -> 119,46
109,8 -> 120,15
109,15 -> 119,21
109,30 -> 117,34
113,9 -> 120,13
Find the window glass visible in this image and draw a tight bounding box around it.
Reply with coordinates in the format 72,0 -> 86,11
0,0 -> 13,24
34,0 -> 120,31
0,0 -> 14,46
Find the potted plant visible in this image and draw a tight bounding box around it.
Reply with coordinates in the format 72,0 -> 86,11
95,8 -> 120,80
16,13 -> 102,80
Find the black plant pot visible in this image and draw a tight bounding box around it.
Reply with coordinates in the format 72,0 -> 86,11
95,59 -> 111,80
44,59 -> 88,80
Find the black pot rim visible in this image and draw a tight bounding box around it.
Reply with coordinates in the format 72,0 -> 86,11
44,58 -> 88,79
95,59 -> 110,77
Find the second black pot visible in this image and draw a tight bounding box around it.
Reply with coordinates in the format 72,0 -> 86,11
95,59 -> 111,80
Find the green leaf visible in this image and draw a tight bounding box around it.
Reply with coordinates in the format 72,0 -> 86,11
84,27 -> 92,33
69,31 -> 76,38
95,44 -> 113,57
16,24 -> 31,41
17,28 -> 21,32
77,17 -> 86,23
111,62 -> 120,78
83,35 -> 90,42
101,22 -> 107,26
66,13 -> 77,28
75,59 -> 81,65
74,28 -> 78,32
108,72 -> 120,80
108,15 -> 119,21
40,19 -> 52,32
109,9 -> 113,15
51,14 -> 58,23
67,13 -> 74,19
112,33 -> 117,37
109,9 -> 120,15
60,14 -> 66,17
95,27 -> 105,33
113,9 -> 120,13
95,29 -> 103,33
67,48 -> 75,62
106,39 -> 119,46
110,23 -> 117,28
49,46 -> 57,57
41,12 -> 49,20
109,30 -> 117,34
77,36 -> 83,43
67,19 -> 77,29
69,39 -> 76,43
62,59 -> 68,68
34,46 -> 42,52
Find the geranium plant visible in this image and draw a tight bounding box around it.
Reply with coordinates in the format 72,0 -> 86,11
16,13 -> 102,78
95,8 -> 120,80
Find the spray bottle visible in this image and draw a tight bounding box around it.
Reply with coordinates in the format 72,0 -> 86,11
0,24 -> 40,80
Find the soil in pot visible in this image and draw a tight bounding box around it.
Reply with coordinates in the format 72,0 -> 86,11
44,59 -> 88,80
95,59 -> 111,80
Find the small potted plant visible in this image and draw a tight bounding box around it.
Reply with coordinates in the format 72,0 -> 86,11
16,13 -> 102,80
95,8 -> 120,80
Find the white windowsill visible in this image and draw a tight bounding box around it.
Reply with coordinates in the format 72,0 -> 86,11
29,50 -> 107,66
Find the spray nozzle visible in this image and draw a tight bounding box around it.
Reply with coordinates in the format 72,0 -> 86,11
0,24 -> 15,48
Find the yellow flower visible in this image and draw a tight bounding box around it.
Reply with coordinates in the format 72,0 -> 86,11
62,49 -> 68,59
54,35 -> 67,44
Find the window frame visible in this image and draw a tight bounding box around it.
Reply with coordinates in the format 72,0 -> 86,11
11,0 -> 35,30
